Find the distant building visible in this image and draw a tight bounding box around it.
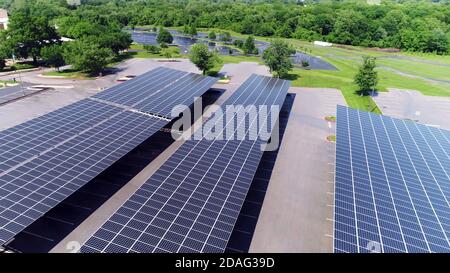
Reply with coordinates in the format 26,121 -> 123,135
313,41 -> 332,47
0,9 -> 8,30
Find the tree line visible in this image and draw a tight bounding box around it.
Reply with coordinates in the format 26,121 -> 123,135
0,0 -> 132,74
41,0 -> 450,55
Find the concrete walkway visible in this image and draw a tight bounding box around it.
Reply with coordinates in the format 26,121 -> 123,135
249,87 -> 346,253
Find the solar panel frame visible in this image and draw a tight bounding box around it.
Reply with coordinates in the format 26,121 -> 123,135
0,112 -> 169,244
334,105 -> 450,253
93,67 -> 217,117
0,67 -> 217,245
81,74 -> 290,253
0,99 -> 121,173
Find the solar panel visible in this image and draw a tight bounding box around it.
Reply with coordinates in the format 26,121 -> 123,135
334,105 -> 450,253
94,67 -> 217,117
0,99 -> 121,172
0,67 -> 216,245
81,74 -> 290,253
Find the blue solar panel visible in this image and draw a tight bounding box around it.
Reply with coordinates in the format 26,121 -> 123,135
94,67 -> 217,117
0,99 -> 120,172
0,67 -> 216,245
334,105 -> 450,253
80,75 -> 290,253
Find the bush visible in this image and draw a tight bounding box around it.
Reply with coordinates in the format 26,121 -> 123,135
143,44 -> 161,54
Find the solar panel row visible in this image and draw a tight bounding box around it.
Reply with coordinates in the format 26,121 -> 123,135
81,74 -> 290,253
334,105 -> 450,253
0,100 -> 120,173
0,67 -> 217,245
94,67 -> 217,117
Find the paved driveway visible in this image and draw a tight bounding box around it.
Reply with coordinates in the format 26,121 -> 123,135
373,88 -> 450,130
250,87 -> 346,253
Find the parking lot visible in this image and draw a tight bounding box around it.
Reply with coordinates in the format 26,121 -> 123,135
250,87 -> 346,253
373,88 -> 450,130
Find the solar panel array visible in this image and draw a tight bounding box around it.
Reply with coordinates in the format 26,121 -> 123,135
0,67 -> 216,245
94,67 -> 217,117
334,105 -> 450,253
81,74 -> 290,253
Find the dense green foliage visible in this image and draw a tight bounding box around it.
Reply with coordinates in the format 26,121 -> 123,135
63,39 -> 112,74
143,44 -> 161,54
262,39 -> 295,79
0,0 -> 131,73
21,0 -> 445,54
4,7 -> 60,62
41,44 -> 65,70
354,56 -> 379,94
243,36 -> 258,55
157,27 -> 173,44
208,31 -> 216,40
189,43 -> 218,75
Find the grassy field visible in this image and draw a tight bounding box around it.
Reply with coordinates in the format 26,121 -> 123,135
289,39 -> 450,98
131,27 -> 450,113
129,44 -> 183,58
0,62 -> 38,73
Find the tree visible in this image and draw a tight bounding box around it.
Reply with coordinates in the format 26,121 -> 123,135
95,31 -> 132,55
262,39 -> 295,79
208,31 -> 216,40
5,10 -> 60,63
189,44 -> 218,75
220,32 -> 232,43
41,44 -> 64,71
243,36 -> 258,55
354,56 -> 378,95
233,39 -> 244,48
63,40 -> 112,75
189,25 -> 197,36
0,36 -> 7,71
182,25 -> 189,34
157,27 -> 173,44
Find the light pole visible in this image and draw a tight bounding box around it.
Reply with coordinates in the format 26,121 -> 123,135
12,54 -> 25,96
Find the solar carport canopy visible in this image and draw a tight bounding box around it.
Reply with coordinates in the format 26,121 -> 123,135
0,67 -> 216,245
93,67 -> 217,117
334,105 -> 450,253
81,74 -> 290,253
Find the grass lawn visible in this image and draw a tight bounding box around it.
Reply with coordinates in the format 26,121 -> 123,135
132,26 -> 450,112
289,39 -> 450,97
129,44 -> 183,58
208,55 -> 263,76
289,57 -> 382,113
42,69 -> 93,79
0,80 -> 18,88
1,62 -> 38,73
